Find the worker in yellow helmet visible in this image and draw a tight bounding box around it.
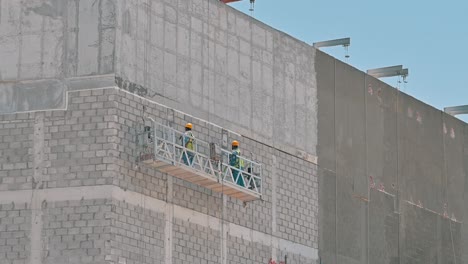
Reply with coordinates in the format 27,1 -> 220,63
229,140 -> 245,187
181,123 -> 195,166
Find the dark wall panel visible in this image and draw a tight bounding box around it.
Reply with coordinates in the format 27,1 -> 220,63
398,95 -> 444,213
316,50 -> 338,264
334,61 -> 367,197
334,60 -> 367,263
443,114 -> 465,220
462,125 -> 468,263
316,51 -> 336,171
365,76 -> 398,195
316,51 -> 467,263
368,189 -> 399,264
400,203 -> 439,264
318,169 -> 337,263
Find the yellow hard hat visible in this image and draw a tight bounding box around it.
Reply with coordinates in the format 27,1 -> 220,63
232,140 -> 239,147
185,123 -> 193,129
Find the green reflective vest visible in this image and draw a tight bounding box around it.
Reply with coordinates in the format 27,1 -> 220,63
230,149 -> 244,168
183,131 -> 194,150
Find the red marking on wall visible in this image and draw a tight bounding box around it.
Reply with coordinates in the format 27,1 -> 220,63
451,214 -> 457,222
376,88 -> 382,103
443,123 -> 447,134
450,128 -> 455,139
368,84 -> 373,95
416,112 -> 423,124
369,176 -> 375,189
378,183 -> 385,192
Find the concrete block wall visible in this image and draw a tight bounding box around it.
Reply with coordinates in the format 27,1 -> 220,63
0,203 -> 30,264
0,114 -> 33,191
40,199 -> 112,264
109,87 -> 319,257
108,200 -> 165,264
227,236 -> 270,264
42,89 -> 119,190
0,87 -> 319,264
172,219 -> 221,264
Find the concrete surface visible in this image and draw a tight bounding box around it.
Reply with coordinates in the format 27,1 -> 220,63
0,0 -> 115,113
0,0 -> 115,81
317,50 -> 468,263
113,0 -> 318,158
0,0 -> 317,160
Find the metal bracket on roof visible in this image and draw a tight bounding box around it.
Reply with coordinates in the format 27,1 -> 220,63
367,65 -> 409,79
444,105 -> 468,116
313,38 -> 351,48
313,38 -> 351,59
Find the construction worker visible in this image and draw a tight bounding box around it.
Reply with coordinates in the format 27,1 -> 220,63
229,140 -> 245,187
181,123 -> 195,166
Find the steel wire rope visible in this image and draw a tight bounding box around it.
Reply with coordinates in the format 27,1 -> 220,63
221,165 -> 225,264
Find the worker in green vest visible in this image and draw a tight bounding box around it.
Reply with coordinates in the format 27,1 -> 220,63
229,140 -> 245,187
181,123 -> 195,166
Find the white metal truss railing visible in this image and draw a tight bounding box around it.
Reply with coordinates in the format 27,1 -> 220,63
136,122 -> 262,197
219,148 -> 262,194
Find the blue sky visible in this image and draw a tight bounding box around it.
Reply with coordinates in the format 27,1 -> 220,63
229,0 -> 468,122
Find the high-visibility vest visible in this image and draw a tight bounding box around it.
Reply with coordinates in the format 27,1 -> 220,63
230,149 -> 244,168
183,131 -> 194,150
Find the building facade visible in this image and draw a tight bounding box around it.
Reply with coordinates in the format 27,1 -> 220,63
0,0 -> 467,263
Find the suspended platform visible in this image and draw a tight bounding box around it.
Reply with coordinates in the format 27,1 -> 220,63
136,121 -> 262,202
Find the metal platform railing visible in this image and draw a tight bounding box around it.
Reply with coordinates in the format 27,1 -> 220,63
136,121 -> 262,199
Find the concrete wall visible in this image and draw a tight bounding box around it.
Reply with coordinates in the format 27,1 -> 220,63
113,0 -> 318,158
0,0 -> 318,160
316,50 -> 468,264
0,87 -> 318,264
0,0 -> 116,113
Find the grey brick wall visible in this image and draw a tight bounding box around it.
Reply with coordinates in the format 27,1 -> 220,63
0,203 -> 30,264
0,116 -> 34,191
108,200 -> 165,264
172,219 -> 221,264
276,153 -> 318,247
110,88 -> 318,244
44,90 -> 119,189
228,236 -> 270,264
0,87 -> 319,263
41,199 -> 112,264
277,249 -> 317,264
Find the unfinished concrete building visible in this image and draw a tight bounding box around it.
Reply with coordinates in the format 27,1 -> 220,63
0,0 -> 466,263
